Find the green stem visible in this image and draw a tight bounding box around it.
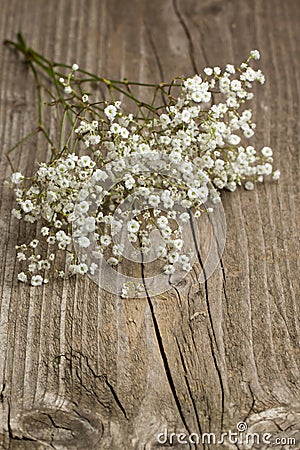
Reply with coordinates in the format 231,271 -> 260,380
6,128 -> 40,171
4,34 -> 172,114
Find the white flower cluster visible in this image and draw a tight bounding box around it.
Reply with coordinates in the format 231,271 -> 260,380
10,51 -> 279,289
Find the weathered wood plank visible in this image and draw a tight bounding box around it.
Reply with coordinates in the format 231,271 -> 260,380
0,0 -> 299,449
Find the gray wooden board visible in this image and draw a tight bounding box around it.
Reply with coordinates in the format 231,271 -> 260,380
0,0 -> 299,449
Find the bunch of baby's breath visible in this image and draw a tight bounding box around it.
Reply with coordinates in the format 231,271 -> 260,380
5,34 -> 279,292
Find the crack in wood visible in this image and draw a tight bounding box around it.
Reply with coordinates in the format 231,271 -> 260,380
175,336 -> 204,443
140,246 -> 192,435
172,0 -> 198,74
188,210 -> 225,432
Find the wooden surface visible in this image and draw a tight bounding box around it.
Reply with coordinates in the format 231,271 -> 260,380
0,0 -> 299,449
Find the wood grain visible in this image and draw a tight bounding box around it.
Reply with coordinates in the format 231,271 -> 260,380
0,0 -> 299,449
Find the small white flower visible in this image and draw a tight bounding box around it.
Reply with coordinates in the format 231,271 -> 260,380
41,227 -> 50,238
157,245 -> 167,257
79,155 -> 94,168
17,252 -> 26,261
261,146 -> 273,158
127,219 -> 140,233
84,217 -> 96,232
18,272 -> 27,282
47,236 -> 56,245
90,263 -> 98,275
22,200 -> 33,213
12,209 -> 22,219
88,135 -> 101,146
204,67 -> 213,76
78,201 -> 90,213
181,110 -> 191,123
169,150 -> 182,163
167,210 -> 177,220
191,91 -> 203,103
31,275 -> 44,286
231,80 -> 242,91
226,64 -> 235,74
173,239 -> 183,250
30,239 -> 39,248
139,187 -> 150,197
100,234 -> 112,246
157,216 -> 169,229
72,63 -> 79,71
228,134 -> 241,145
179,254 -> 190,264
54,220 -> 63,228
78,236 -> 91,248
129,232 -> 138,242
188,188 -> 198,200
121,283 -> 129,298
161,227 -> 172,238
125,176 -> 135,189
182,262 -> 192,272
179,212 -> 190,223
11,172 -> 23,184
78,263 -> 88,274
244,128 -> 254,138
160,114 -> 171,126
241,110 -> 252,121
107,257 -> 118,266
164,264 -> 175,275
264,163 -> 273,175
168,252 -> 179,264
272,169 -> 280,180
113,244 -> 124,256
93,169 -> 108,182
104,104 -> 117,120
226,182 -> 237,192
120,127 -> 129,139
149,195 -> 160,207
64,86 -> 72,94
110,123 -> 121,134
250,49 -> 260,60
